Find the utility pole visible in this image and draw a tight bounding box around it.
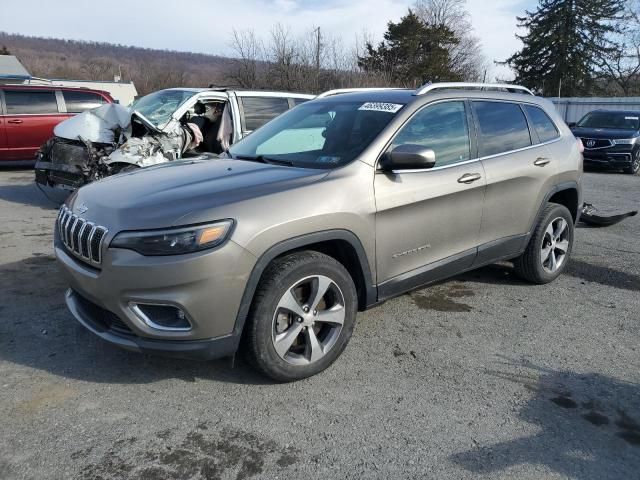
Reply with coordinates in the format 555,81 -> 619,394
314,26 -> 321,91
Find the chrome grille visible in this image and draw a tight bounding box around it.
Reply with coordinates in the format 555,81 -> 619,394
579,138 -> 613,150
57,205 -> 108,265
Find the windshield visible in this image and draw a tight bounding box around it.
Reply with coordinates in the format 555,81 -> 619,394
129,89 -> 195,128
577,111 -> 640,130
228,100 -> 405,168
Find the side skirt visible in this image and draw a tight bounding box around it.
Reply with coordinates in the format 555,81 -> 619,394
376,234 -> 528,302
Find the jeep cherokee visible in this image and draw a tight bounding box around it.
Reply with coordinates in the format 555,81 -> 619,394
54,82 -> 583,382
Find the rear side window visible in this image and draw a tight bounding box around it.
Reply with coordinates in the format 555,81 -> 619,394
473,101 -> 531,157
4,90 -> 58,114
391,100 -> 470,167
240,97 -> 289,131
63,91 -> 105,113
523,105 -> 560,143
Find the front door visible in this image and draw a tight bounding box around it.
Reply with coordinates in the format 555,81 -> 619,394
374,100 -> 485,297
3,89 -> 61,160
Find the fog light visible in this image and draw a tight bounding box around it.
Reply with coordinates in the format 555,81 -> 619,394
130,303 -> 192,331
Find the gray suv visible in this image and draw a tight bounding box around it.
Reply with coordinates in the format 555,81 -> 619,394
54,83 -> 583,381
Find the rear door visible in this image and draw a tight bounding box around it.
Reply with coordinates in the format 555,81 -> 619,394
374,100 -> 486,294
473,100 -> 559,260
0,90 -> 8,160
3,88 -> 62,160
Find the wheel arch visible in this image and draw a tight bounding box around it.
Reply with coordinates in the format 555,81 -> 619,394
534,181 -> 581,229
232,230 -> 376,338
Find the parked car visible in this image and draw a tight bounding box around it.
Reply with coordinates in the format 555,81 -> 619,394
54,82 -> 582,381
0,84 -> 113,165
569,109 -> 640,174
35,88 -> 314,190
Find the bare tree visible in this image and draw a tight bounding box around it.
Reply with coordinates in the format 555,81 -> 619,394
80,57 -> 116,80
229,29 -> 263,88
596,0 -> 640,95
413,0 -> 487,81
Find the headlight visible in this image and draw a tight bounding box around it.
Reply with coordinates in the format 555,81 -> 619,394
612,138 -> 638,145
110,220 -> 234,256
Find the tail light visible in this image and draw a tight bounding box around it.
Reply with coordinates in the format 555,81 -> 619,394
577,138 -> 585,153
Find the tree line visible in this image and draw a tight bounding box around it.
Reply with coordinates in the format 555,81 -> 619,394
3,0 -> 640,97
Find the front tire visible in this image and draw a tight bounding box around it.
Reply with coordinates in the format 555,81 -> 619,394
514,203 -> 574,284
244,251 -> 358,382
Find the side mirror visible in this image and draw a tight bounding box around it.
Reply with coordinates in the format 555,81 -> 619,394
380,144 -> 436,171
567,122 -> 576,128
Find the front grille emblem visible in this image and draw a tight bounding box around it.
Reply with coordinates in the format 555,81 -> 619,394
58,205 -> 107,265
76,203 -> 88,214
586,139 -> 596,148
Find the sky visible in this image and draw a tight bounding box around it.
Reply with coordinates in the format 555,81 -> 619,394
0,0 -> 536,81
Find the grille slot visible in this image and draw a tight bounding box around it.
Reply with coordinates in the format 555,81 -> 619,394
58,205 -> 108,266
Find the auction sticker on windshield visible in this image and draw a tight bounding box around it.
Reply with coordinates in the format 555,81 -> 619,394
358,102 -> 404,113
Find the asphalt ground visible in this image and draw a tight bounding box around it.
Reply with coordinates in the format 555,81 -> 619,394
0,168 -> 638,479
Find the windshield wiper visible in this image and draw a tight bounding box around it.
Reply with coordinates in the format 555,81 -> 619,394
234,154 -> 294,167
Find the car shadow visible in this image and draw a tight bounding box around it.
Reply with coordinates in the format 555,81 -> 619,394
456,262 -> 530,286
456,258 -> 640,292
0,181 -> 64,210
450,359 -> 640,479
0,254 -> 271,386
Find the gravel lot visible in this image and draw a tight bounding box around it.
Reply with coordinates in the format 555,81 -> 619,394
0,168 -> 638,480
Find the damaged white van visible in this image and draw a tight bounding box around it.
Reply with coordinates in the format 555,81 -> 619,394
35,88 -> 314,190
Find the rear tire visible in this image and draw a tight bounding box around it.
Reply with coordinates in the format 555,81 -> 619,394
244,251 -> 358,382
514,203 -> 574,284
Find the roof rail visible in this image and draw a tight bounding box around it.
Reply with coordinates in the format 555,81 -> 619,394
316,87 -> 406,98
415,82 -> 534,96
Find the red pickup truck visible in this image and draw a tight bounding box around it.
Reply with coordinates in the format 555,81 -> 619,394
0,85 -> 114,164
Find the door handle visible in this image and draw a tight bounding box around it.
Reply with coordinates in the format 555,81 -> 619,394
534,157 -> 550,166
7,119 -> 23,124
457,173 -> 482,184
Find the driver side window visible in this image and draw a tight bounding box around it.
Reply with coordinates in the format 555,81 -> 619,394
391,101 -> 470,167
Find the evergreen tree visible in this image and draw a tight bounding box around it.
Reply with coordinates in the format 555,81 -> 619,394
507,0 -> 626,96
358,10 -> 461,87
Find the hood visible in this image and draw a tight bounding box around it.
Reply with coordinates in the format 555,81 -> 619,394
571,126 -> 639,139
68,158 -> 329,230
54,103 -> 131,143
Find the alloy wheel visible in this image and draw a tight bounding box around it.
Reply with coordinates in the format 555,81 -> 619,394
271,275 -> 345,366
541,217 -> 570,273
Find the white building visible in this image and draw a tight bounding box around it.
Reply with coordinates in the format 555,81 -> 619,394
0,55 -> 138,105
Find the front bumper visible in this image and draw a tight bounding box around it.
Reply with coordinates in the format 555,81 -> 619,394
582,150 -> 635,168
55,228 -> 256,360
35,160 -> 85,190
65,289 -> 238,360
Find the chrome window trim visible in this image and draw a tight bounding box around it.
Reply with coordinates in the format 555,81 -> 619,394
128,302 -> 193,332
389,136 -> 563,174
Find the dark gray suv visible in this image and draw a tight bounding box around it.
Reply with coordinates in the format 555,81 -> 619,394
54,83 -> 583,381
